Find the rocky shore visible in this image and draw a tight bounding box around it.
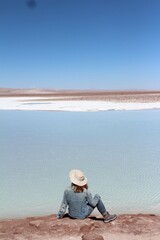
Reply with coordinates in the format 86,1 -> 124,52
0,214 -> 160,240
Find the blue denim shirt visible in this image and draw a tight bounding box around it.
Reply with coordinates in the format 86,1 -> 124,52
57,186 -> 100,219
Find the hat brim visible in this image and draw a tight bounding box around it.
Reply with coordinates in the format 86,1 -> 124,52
69,169 -> 88,186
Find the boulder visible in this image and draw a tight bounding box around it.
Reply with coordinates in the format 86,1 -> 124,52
82,233 -> 104,240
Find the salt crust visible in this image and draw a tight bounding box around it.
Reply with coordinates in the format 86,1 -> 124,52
0,97 -> 160,111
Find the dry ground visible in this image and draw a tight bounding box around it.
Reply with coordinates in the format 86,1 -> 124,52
0,214 -> 160,240
1,88 -> 160,102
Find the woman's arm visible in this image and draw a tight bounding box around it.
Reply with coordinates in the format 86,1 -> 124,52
57,190 -> 68,218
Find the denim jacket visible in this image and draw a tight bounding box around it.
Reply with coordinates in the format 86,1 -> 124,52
57,186 -> 100,219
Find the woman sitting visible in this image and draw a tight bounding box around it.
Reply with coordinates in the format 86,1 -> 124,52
57,169 -> 117,223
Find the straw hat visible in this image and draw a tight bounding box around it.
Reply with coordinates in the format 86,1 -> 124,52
69,169 -> 88,186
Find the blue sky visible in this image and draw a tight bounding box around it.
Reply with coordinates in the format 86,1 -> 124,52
0,0 -> 160,90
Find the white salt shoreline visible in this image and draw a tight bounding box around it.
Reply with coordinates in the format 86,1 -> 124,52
0,97 -> 160,112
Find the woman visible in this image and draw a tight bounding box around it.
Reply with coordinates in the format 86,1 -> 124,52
57,169 -> 117,223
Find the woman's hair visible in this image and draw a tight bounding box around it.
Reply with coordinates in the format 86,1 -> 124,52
71,183 -> 88,193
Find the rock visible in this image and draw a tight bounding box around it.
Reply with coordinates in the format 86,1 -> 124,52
29,220 -> 43,228
13,227 -> 23,234
82,233 -> 104,240
79,222 -> 92,234
92,221 -> 103,229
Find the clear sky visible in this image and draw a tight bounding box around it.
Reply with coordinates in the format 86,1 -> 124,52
0,0 -> 160,90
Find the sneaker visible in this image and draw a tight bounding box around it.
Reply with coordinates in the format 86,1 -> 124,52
104,213 -> 117,223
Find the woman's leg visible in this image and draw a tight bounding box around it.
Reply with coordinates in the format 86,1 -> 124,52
85,197 -> 117,222
85,196 -> 107,217
96,198 -> 108,216
96,199 -> 117,222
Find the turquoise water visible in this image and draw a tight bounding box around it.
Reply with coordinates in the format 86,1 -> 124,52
0,110 -> 160,219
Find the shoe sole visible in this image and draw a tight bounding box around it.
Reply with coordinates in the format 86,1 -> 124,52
104,215 -> 117,223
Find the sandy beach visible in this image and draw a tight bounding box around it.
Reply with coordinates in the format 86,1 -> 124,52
0,214 -> 160,240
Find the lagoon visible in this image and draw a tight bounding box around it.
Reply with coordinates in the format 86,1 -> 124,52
0,110 -> 160,219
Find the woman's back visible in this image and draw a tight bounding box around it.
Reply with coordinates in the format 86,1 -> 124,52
64,186 -> 88,219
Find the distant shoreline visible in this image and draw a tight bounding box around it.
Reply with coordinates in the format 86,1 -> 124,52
1,88 -> 160,111
0,88 -> 160,102
1,88 -> 160,102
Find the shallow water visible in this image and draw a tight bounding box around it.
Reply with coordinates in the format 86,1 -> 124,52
0,110 -> 160,219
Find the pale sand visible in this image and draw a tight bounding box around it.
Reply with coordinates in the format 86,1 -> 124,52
0,214 -> 160,240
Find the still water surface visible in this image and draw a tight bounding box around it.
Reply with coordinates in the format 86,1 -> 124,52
0,110 -> 160,219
